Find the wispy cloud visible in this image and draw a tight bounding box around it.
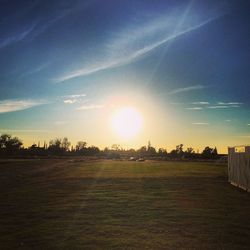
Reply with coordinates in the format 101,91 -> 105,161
192,122 -> 209,125
217,102 -> 243,105
187,101 -> 243,111
168,85 -> 206,95
247,124 -> 250,126
0,24 -> 36,49
225,120 -> 231,122
186,107 -> 203,110
62,94 -> 87,104
77,104 -> 104,110
64,99 -> 77,104
55,4 -> 227,82
208,105 -> 240,109
63,94 -> 86,98
20,62 -> 51,77
0,1 -> 93,49
208,106 -> 229,109
192,102 -> 209,105
0,99 -> 46,114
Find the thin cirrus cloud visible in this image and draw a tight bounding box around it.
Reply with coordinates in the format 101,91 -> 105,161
64,99 -> 77,104
0,24 -> 36,49
168,85 -> 206,95
0,99 -> 47,114
192,122 -> 209,125
192,102 -> 210,105
62,94 -> 87,104
207,105 -> 241,109
0,1 -> 92,49
55,3 -> 227,82
217,102 -> 243,105
20,62 -> 51,78
186,107 -> 203,110
187,101 -> 243,110
76,104 -> 104,110
208,105 -> 230,109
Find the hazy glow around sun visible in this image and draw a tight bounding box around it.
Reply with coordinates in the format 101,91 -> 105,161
111,106 -> 143,139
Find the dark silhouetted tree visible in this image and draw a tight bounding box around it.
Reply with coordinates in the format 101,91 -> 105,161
111,144 -> 121,151
202,146 -> 213,159
76,141 -> 87,151
212,147 -> 218,158
0,134 -> 23,155
169,149 -> 178,158
137,146 -> 147,157
184,147 -> 195,158
176,144 -> 184,154
158,148 -> 167,157
61,137 -> 71,151
48,138 -> 70,155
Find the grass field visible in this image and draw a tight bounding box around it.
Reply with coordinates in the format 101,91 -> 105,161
0,159 -> 250,249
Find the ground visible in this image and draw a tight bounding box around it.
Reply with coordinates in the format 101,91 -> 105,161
0,159 -> 250,249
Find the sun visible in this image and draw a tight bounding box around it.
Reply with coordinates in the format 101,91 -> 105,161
111,106 -> 143,139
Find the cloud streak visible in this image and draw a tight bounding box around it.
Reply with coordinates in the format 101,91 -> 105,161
217,102 -> 243,105
186,107 -> 203,110
168,85 -> 206,95
77,104 -> 104,110
56,4 -> 227,82
0,99 -> 46,114
208,105 -> 230,109
192,122 -> 209,125
187,101 -> 243,110
0,24 -> 36,49
62,94 -> 87,104
0,1 -> 93,49
192,102 -> 209,105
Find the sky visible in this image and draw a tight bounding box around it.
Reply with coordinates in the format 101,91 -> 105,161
0,0 -> 250,153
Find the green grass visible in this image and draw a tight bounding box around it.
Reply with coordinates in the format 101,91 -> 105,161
0,159 -> 250,249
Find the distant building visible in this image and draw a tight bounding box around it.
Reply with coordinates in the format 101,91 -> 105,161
228,145 -> 250,192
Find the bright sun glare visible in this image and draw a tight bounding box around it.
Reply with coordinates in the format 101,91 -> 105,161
111,107 -> 143,139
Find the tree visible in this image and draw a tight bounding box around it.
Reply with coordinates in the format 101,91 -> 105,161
0,134 -> 23,155
174,144 -> 184,159
137,146 -> 147,157
146,141 -> 157,156
185,147 -> 195,158
86,146 -> 100,156
76,141 -> 87,151
158,148 -> 167,156
61,137 -> 71,151
111,144 -> 121,151
48,138 -> 69,155
212,147 -> 218,158
169,149 -> 178,158
176,144 -> 184,154
147,145 -> 156,156
202,146 -> 213,159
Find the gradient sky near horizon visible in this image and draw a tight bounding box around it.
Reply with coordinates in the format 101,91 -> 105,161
0,0 -> 250,153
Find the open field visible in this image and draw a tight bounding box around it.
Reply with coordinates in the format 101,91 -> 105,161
0,159 -> 250,249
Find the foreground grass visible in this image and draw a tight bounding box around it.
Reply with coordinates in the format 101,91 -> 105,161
0,159 -> 250,249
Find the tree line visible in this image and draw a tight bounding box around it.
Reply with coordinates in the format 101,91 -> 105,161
0,134 -> 219,159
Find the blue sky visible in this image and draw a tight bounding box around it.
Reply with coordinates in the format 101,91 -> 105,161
0,0 -> 250,152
